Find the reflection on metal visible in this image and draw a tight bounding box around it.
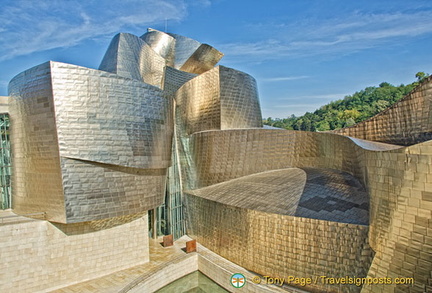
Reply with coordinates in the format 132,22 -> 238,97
8,29 -> 224,225
8,27 -> 432,292
9,62 -> 172,223
99,33 -> 167,88
140,28 -> 175,67
0,114 -> 11,210
179,44 -> 224,74
175,66 -> 262,135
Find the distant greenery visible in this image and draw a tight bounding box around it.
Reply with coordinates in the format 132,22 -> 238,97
263,72 -> 430,131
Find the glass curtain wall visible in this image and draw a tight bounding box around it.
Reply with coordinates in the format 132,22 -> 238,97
0,114 -> 11,210
150,128 -> 185,240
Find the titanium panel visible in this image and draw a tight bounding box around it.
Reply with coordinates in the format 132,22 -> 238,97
61,157 -> 165,222
9,61 -> 173,223
333,76 -> 432,145
175,66 -> 262,135
167,33 -> 201,69
186,194 -> 372,293
141,28 -> 175,67
188,129 -> 363,188
9,62 -> 66,222
186,127 -> 432,291
186,168 -> 369,225
163,66 -> 197,96
175,66 -> 221,135
50,62 -> 173,170
219,66 -> 262,129
99,33 -> 166,88
179,44 -> 224,74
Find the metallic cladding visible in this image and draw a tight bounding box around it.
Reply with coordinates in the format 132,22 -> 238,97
167,32 -> 201,69
175,66 -> 262,135
50,62 -> 173,170
163,66 -> 197,96
187,128 -> 432,292
179,44 -> 224,74
9,61 -> 172,223
186,193 -> 373,293
99,33 -> 166,88
141,28 -> 176,67
9,62 -> 67,222
7,28 -> 432,292
333,76 -> 432,146
219,66 -> 262,129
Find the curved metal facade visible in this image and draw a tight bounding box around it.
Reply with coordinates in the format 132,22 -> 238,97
333,76 -> 432,146
175,66 -> 262,135
6,28 -> 432,292
99,33 -> 167,88
9,61 -> 172,223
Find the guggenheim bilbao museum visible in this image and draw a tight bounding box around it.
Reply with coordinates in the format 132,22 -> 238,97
0,28 -> 431,293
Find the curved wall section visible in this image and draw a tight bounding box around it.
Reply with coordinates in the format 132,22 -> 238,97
175,66 -> 262,136
219,66 -> 262,129
361,139 -> 432,292
333,76 -> 432,146
9,62 -> 66,222
189,129 -> 362,189
163,66 -> 197,96
186,194 -> 372,293
51,62 -> 173,169
167,33 -> 202,69
99,33 -> 166,88
179,44 -> 224,75
187,129 -> 432,292
176,67 -> 221,135
140,28 -> 175,67
9,62 -> 172,223
167,32 -> 223,74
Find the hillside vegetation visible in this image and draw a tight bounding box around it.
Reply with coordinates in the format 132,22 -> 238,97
263,72 -> 430,131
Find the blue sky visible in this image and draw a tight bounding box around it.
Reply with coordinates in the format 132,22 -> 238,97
1,0 -> 432,118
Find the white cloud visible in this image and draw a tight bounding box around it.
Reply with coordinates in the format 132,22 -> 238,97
0,0 -> 188,61
220,10 -> 432,59
262,76 -> 309,82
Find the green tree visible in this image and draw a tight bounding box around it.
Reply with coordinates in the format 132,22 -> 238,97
415,72 -> 429,82
262,73 -> 428,131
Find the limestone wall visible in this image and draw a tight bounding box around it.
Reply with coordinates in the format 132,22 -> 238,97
0,213 -> 149,293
